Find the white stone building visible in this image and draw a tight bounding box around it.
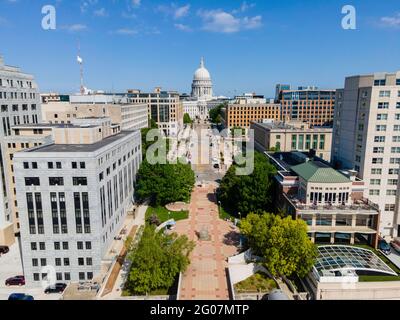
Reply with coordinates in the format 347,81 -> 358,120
13,122 -> 142,286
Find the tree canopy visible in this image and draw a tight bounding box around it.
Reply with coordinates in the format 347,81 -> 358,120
209,103 -> 225,124
183,113 -> 193,124
136,161 -> 195,206
126,226 -> 195,295
218,151 -> 277,216
240,213 -> 317,278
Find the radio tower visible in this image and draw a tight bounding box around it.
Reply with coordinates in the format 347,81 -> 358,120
77,41 -> 84,95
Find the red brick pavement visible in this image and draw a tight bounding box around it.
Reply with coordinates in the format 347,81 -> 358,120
175,184 -> 239,300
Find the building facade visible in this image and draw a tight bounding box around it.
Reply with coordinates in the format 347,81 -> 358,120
267,152 -> 380,248
221,103 -> 281,129
41,96 -> 148,132
14,123 -> 142,286
127,88 -> 183,136
251,120 -> 333,161
0,56 -> 42,246
277,87 -> 336,127
332,72 -> 400,238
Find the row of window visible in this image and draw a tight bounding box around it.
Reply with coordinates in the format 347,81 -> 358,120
374,136 -> 400,143
371,168 -> 400,175
25,177 -> 88,186
30,241 -> 92,251
0,78 -> 34,88
32,272 -> 93,282
373,147 -> 400,154
374,79 -> 400,86
369,190 -> 397,196
375,125 -> 400,132
372,157 -> 400,164
370,179 -> 398,186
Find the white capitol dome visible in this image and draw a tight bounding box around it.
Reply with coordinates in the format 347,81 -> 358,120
191,57 -> 213,99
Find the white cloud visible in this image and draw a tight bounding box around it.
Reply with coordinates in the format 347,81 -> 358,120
131,0 -> 141,7
61,24 -> 88,32
80,0 -> 98,13
233,1 -> 256,14
113,28 -> 138,35
174,23 -> 192,32
157,3 -> 190,20
380,13 -> 400,27
198,9 -> 262,33
94,7 -> 108,17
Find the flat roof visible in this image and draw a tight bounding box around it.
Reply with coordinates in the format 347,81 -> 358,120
314,245 -> 397,277
27,131 -> 135,153
12,123 -> 98,129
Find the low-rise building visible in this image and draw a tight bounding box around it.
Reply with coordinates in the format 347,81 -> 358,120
267,152 -> 380,248
13,120 -> 142,286
251,120 -> 333,161
221,103 -> 281,129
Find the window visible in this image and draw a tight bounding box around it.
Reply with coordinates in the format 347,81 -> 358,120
373,147 -> 384,153
378,102 -> 389,109
31,242 -> 37,251
372,158 -> 383,164
87,272 -> 93,280
49,177 -> 64,186
388,179 -> 398,186
54,242 -> 60,250
377,114 -> 388,120
62,242 -> 69,250
48,162 -> 54,169
55,258 -> 61,266
85,242 -> 92,250
40,258 -> 47,266
370,179 -> 381,185
395,114 -> 400,120
389,168 -> 400,175
392,147 -> 400,154
78,258 -> 85,266
369,190 -> 380,196
79,273 -> 85,281
371,168 -> 382,175
73,177 -> 87,186
72,162 -> 77,169
385,204 -> 396,212
23,162 -> 29,169
379,90 -> 391,97
32,259 -> 38,267
33,274 -> 40,281
32,162 -> 38,169
80,162 -> 86,169
39,242 -> 46,250
393,136 -> 400,143
395,125 -> 400,131
56,273 -> 63,281
64,273 -> 71,281
374,136 -> 385,143
387,190 -> 397,196
77,242 -> 83,250
25,177 -> 40,186
376,125 -> 387,131
86,258 -> 92,266
390,158 -> 400,164
63,258 -> 70,266
374,79 -> 386,86
56,162 -> 62,169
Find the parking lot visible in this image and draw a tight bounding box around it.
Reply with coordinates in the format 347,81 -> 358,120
0,242 -> 61,300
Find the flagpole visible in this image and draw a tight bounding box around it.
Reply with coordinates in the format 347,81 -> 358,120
78,41 -> 84,95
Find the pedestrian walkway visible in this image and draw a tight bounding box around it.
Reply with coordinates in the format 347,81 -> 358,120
175,184 -> 239,300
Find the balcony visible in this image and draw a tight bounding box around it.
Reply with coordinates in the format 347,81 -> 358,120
284,194 -> 379,215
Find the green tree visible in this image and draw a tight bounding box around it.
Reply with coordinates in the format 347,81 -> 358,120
209,103 -> 225,123
218,151 -> 277,216
126,226 -> 195,295
183,113 -> 193,124
136,161 -> 195,206
240,213 -> 317,278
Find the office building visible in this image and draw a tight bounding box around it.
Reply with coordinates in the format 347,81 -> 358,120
127,88 -> 183,136
277,86 -> 336,127
41,95 -> 148,132
332,71 -> 400,238
251,120 -> 333,161
0,56 -> 42,246
13,120 -> 142,286
221,103 -> 281,129
267,151 -> 380,247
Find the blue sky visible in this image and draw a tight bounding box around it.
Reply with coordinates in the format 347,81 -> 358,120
1,0 -> 400,97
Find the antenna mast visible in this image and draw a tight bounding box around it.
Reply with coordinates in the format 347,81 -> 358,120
77,41 -> 84,95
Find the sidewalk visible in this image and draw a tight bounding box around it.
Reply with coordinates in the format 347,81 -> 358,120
99,204 -> 147,300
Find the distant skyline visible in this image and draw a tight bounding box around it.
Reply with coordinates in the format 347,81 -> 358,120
1,0 -> 400,97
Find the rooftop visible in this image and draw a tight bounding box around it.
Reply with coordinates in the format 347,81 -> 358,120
291,161 -> 350,184
314,245 -> 397,279
26,131 -> 135,153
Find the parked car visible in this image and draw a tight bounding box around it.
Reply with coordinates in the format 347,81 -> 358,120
378,239 -> 391,255
5,276 -> 25,286
44,283 -> 67,294
8,293 -> 34,301
0,245 -> 9,255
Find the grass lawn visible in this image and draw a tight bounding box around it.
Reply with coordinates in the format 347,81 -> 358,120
146,206 -> 189,223
234,272 -> 277,293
